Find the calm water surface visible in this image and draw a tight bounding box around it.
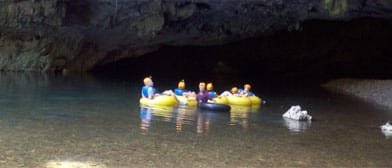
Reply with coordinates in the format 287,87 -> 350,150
0,73 -> 391,167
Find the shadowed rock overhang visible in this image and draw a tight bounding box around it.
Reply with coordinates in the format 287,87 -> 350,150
0,0 -> 391,72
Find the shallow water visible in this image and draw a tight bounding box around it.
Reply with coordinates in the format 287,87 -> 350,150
0,73 -> 391,167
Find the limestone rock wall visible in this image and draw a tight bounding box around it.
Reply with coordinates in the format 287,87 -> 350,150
0,0 -> 391,72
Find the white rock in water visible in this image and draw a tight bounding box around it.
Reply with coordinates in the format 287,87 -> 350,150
381,122 -> 392,138
283,105 -> 312,121
381,122 -> 392,132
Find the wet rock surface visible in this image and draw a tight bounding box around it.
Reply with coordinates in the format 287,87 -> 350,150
0,0 -> 391,72
323,79 -> 392,109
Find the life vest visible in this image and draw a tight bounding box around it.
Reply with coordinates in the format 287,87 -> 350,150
239,89 -> 254,96
141,86 -> 156,98
174,88 -> 187,96
208,91 -> 216,98
197,90 -> 209,103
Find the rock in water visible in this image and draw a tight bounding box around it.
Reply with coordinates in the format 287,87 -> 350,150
381,122 -> 392,138
283,105 -> 312,121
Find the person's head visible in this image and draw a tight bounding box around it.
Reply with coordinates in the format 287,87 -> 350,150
143,76 -> 153,86
231,87 -> 238,94
207,83 -> 214,91
244,84 -> 251,91
178,80 -> 185,89
199,82 -> 206,91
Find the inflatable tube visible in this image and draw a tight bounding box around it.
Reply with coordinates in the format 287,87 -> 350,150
140,95 -> 178,107
208,96 -> 229,105
227,96 -> 252,106
176,96 -> 197,106
199,102 -> 231,112
249,96 -> 262,106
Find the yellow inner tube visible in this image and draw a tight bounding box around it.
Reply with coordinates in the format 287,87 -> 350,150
140,95 -> 178,107
209,96 -> 229,105
176,96 -> 197,106
249,96 -> 262,106
227,96 -> 252,106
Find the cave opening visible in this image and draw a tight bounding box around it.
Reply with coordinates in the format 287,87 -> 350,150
92,18 -> 392,83
3,1 -> 392,167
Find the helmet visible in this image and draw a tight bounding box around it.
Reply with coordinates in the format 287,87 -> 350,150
178,80 -> 185,89
143,76 -> 152,85
244,84 -> 251,90
231,87 -> 238,94
207,83 -> 213,91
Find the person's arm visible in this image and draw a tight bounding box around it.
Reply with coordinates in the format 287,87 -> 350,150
147,87 -> 154,99
186,91 -> 196,98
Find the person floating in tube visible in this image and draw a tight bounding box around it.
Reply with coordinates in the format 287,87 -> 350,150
239,84 -> 255,97
141,77 -> 157,99
174,80 -> 187,96
141,76 -> 175,99
206,82 -> 217,99
174,80 -> 196,97
196,82 -> 209,103
220,87 -> 240,96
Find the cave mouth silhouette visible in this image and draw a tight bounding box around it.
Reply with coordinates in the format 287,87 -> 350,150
92,18 -> 392,82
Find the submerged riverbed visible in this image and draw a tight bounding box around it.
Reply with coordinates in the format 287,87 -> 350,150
0,73 -> 391,167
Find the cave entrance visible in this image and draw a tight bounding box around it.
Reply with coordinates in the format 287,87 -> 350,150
92,18 -> 392,81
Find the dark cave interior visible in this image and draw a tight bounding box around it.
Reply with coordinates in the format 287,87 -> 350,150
93,18 -> 392,82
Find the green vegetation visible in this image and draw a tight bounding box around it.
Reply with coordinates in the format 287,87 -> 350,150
324,0 -> 347,16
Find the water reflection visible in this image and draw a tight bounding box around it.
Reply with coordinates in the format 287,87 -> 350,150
139,106 -> 175,131
197,112 -> 211,134
381,129 -> 392,139
139,107 -> 152,131
230,111 -> 249,129
140,106 -> 198,132
230,106 -> 251,129
283,118 -> 311,133
0,72 -> 100,90
175,107 -> 197,132
139,106 -> 234,134
196,111 -> 231,134
229,105 -> 260,129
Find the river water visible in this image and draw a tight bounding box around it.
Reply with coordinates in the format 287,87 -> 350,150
0,73 -> 391,167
